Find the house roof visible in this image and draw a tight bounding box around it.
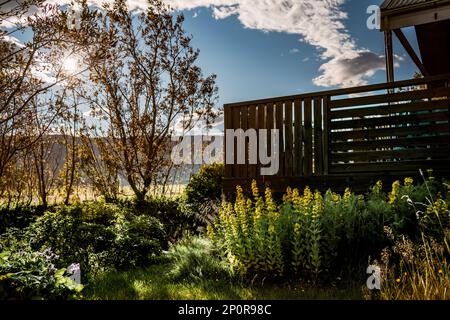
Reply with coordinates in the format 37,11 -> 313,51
381,0 -> 429,11
380,0 -> 450,30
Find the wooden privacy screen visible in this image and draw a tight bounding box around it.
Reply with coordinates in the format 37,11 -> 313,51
224,74 -> 450,192
329,84 -> 450,174
224,96 -> 329,179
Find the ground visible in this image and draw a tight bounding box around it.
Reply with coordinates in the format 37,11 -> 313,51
86,265 -> 364,300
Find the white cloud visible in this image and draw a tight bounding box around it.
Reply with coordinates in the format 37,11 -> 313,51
164,0 -> 394,87
1,34 -> 25,48
2,0 -> 396,88
172,111 -> 224,136
289,48 -> 300,54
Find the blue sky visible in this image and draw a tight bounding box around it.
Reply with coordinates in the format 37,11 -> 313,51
176,1 -> 419,107
2,0 -> 421,133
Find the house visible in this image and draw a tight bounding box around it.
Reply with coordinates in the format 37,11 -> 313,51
223,0 -> 450,194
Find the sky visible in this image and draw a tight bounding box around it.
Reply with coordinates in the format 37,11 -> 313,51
2,0 -> 422,133
172,0 -> 419,107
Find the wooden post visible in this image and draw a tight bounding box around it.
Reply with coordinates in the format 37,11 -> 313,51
384,30 -> 395,83
393,28 -> 429,77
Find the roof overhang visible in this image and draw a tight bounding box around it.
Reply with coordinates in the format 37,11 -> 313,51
381,0 -> 450,31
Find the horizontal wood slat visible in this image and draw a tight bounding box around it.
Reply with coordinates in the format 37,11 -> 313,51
331,147 -> 450,162
330,87 -> 450,109
330,100 -> 449,119
330,111 -> 450,130
331,135 -> 450,151
331,124 -> 449,141
330,160 -> 450,173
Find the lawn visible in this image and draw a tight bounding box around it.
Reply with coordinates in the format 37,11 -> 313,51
85,264 -> 364,300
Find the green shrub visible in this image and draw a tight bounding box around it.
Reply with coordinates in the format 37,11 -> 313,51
127,196 -> 192,243
166,236 -> 235,282
182,163 -> 224,230
2,201 -> 167,280
24,203 -> 118,277
210,177 -> 449,280
0,247 -> 83,300
0,204 -> 47,235
113,215 -> 166,269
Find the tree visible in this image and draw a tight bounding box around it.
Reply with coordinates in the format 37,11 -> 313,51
0,2 -> 74,180
77,0 -> 218,201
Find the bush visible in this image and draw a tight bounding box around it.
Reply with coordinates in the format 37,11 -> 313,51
0,247 -> 83,300
0,204 -> 47,235
184,163 -> 224,206
113,215 -> 166,269
182,163 -> 224,230
1,201 -> 167,281
210,177 -> 449,280
166,236 -> 235,282
126,196 -> 192,243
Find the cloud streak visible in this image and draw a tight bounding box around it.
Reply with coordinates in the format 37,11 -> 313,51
165,0 -> 391,87
2,0 -> 394,87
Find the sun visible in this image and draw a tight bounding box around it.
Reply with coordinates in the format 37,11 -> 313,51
62,56 -> 79,74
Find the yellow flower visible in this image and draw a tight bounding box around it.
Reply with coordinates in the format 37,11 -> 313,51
388,180 -> 401,204
343,188 -> 352,202
206,224 -> 215,239
292,189 -> 302,206
294,223 -> 300,234
268,224 -> 275,234
404,177 -> 413,186
283,187 -> 293,203
376,180 -> 383,190
251,180 -> 259,198
438,269 -> 443,274
332,193 -> 340,203
396,278 -> 401,283
303,186 -> 313,205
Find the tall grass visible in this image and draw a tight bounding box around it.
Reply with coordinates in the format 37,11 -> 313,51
375,172 -> 449,300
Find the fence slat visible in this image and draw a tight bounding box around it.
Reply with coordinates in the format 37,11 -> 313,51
314,97 -> 323,175
248,105 -> 257,178
330,111 -> 450,129
224,106 -> 232,178
323,96 -> 330,175
330,100 -> 448,119
241,106 -> 248,179
266,103 -> 274,177
330,87 -> 450,108
275,102 -> 285,177
331,136 -> 449,151
304,98 -> 313,175
232,107 -> 241,178
285,100 -> 293,177
257,104 -> 265,178
294,99 -> 303,176
331,124 -> 449,141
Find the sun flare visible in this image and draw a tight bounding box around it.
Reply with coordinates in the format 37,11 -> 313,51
62,56 -> 79,74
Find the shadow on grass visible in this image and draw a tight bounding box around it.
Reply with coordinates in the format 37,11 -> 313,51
85,264 -> 364,300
